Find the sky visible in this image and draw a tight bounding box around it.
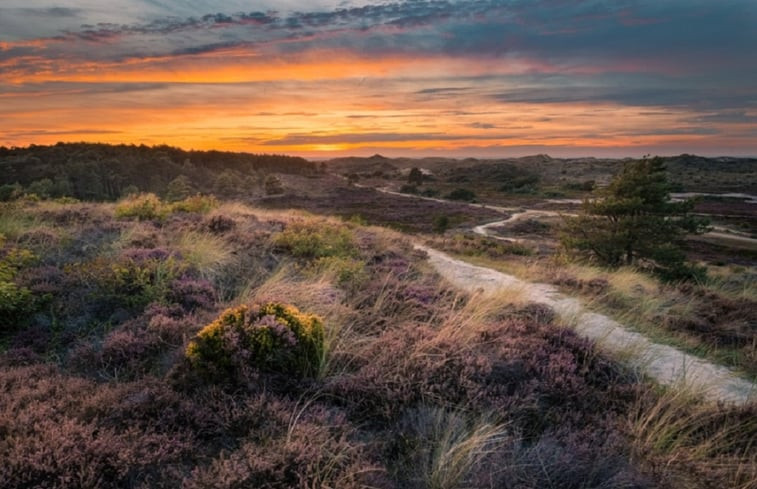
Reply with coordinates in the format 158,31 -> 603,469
1,0 -> 756,158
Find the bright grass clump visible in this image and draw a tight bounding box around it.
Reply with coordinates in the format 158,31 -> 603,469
115,193 -> 217,221
115,193 -> 166,220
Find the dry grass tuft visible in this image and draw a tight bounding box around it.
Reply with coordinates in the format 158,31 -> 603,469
400,407 -> 508,489
630,389 -> 757,489
174,231 -> 234,280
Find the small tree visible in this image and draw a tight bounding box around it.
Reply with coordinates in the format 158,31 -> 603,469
264,175 -> 285,195
213,170 -> 237,196
27,178 -> 54,199
165,175 -> 194,202
408,167 -> 424,185
561,157 -> 708,280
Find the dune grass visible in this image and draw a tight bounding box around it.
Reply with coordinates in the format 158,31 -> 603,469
1,198 -> 754,489
630,388 -> 756,488
443,249 -> 757,378
173,231 -> 234,280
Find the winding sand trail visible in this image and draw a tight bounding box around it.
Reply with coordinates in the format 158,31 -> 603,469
352,181 -> 755,402
472,209 -> 573,245
417,244 -> 755,405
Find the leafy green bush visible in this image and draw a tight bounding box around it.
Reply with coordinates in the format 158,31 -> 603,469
433,215 -> 450,233
0,183 -> 23,202
116,193 -> 217,220
445,188 -> 476,202
169,194 -> 218,214
186,302 -> 324,378
165,175 -> 194,202
312,256 -> 367,288
66,255 -> 183,311
273,221 -> 357,259
264,175 -> 284,195
115,193 -> 166,220
0,248 -> 37,332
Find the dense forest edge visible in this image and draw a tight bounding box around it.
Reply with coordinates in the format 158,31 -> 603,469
0,143 -> 321,202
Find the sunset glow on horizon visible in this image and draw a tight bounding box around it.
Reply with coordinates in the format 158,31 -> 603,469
2,1 -> 756,158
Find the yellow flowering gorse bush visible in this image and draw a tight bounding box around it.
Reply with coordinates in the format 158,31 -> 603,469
186,302 -> 324,379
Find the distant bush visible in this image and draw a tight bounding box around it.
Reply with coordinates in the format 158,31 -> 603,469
0,248 -> 37,332
433,215 -> 450,233
165,175 -> 194,202
26,179 -> 54,199
66,255 -> 183,312
264,175 -> 284,195
115,193 -> 217,221
115,193 -> 166,220
400,184 -> 419,194
499,174 -> 540,193
446,188 -> 476,202
273,221 -> 357,260
311,256 -> 367,289
186,302 -> 324,379
562,180 -> 595,192
0,183 -> 23,202
206,214 -> 235,234
169,194 -> 218,214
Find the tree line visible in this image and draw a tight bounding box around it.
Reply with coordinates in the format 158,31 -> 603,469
0,143 -> 319,201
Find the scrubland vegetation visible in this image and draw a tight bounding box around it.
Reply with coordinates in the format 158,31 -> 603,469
430,233 -> 757,379
1,192 -> 755,488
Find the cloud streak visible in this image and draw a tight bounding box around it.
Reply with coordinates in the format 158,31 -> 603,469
1,0 -> 756,156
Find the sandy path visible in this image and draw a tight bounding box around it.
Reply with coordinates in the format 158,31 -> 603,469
472,209 -> 574,245
671,192 -> 757,204
355,181 -> 755,402
417,245 -> 755,405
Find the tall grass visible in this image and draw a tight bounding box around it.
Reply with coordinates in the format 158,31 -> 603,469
401,407 -> 508,489
0,205 -> 39,240
174,231 -> 233,280
629,389 -> 757,488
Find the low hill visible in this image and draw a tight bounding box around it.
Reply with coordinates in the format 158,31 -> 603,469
325,154 -> 757,193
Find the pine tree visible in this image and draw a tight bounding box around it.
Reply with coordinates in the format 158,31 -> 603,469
165,175 -> 194,202
408,167 -> 424,185
561,157 -> 708,280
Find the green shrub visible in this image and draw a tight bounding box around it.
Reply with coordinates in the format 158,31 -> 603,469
115,193 -> 166,220
169,194 -> 218,214
165,175 -> 194,202
433,215 -> 450,234
116,193 -> 218,220
186,302 -> 324,378
0,183 -> 23,202
445,188 -> 476,201
312,256 -> 368,288
66,256 -> 183,311
55,196 -> 80,204
273,221 -> 357,259
0,248 -> 37,332
264,175 -> 285,195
